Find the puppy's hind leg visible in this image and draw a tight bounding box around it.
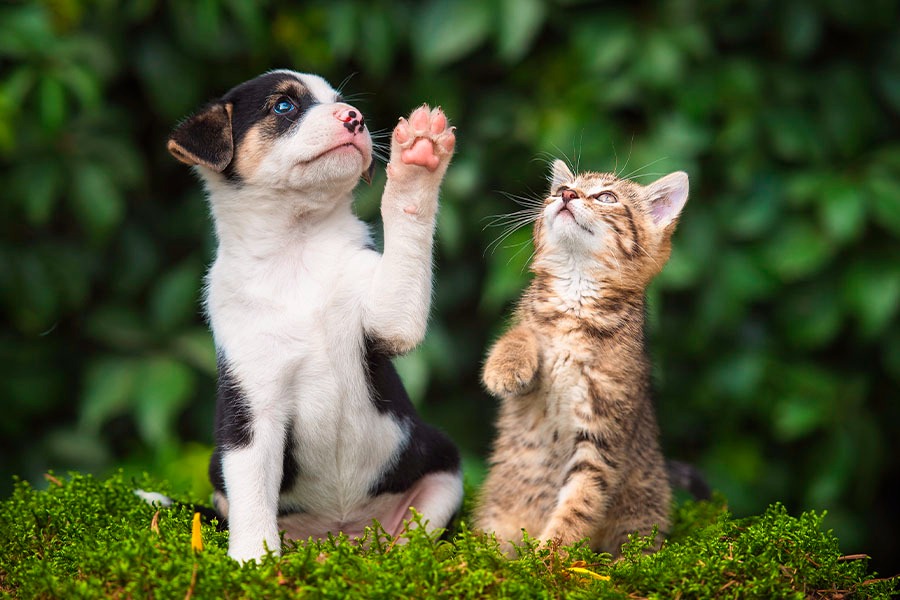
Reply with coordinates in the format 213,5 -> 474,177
397,470 -> 464,538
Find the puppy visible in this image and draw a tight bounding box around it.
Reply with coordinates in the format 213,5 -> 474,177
167,70 -> 462,563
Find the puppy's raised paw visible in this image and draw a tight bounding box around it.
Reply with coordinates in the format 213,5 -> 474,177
388,105 -> 455,179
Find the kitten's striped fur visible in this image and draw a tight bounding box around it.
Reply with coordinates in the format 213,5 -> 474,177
475,160 -> 689,556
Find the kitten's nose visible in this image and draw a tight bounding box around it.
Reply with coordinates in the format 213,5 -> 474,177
561,189 -> 578,203
335,106 -> 365,133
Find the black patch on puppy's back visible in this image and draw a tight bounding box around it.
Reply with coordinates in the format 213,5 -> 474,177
364,342 -> 461,496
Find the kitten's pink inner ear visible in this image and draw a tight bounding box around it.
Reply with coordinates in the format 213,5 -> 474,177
649,172 -> 689,228
550,159 -> 575,190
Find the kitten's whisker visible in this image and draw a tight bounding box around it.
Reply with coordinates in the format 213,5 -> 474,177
628,172 -> 665,180
622,156 -> 668,181
574,132 -> 584,174
520,247 -> 538,275
611,252 -> 624,282
497,192 -> 545,209
634,241 -> 662,272
483,206 -> 543,221
611,139 -> 619,177
485,219 -> 539,257
493,215 -> 541,229
548,145 -> 578,176
616,133 -> 636,179
486,217 -> 538,241
506,238 -> 535,268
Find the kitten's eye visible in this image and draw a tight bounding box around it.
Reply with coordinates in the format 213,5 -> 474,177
593,192 -> 617,204
273,99 -> 296,115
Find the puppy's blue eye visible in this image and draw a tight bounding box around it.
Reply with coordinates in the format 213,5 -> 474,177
273,100 -> 295,114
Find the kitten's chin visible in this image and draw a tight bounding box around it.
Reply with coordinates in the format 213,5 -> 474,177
546,218 -> 596,255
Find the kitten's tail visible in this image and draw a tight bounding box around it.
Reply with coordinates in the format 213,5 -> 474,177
666,460 -> 712,501
134,490 -> 226,530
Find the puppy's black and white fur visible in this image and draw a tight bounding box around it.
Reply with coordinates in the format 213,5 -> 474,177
167,70 -> 462,563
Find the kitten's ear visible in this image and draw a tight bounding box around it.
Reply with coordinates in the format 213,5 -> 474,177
549,159 -> 575,190
646,171 -> 689,229
167,102 -> 234,172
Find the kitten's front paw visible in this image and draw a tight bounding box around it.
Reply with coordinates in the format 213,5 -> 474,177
388,105 -> 455,180
483,348 -> 539,398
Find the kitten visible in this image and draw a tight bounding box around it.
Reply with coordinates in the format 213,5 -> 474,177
474,160 -> 689,557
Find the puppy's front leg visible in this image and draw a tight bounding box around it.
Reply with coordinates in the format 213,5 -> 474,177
221,414 -> 285,562
364,106 -> 456,353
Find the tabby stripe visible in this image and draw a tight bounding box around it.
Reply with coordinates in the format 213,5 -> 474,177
587,380 -> 610,419
621,204 -> 640,258
563,461 -> 606,486
563,460 -> 611,490
575,431 -> 621,469
571,508 -> 593,524
602,216 -> 624,237
575,430 -> 609,450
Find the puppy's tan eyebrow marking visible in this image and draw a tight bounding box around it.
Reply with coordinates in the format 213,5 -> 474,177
273,81 -> 307,97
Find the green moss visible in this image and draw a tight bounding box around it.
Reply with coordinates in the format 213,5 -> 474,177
0,473 -> 895,599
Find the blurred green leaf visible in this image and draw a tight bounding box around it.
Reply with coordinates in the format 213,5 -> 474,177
725,180 -> 782,240
867,174 -> 900,236
766,108 -> 821,162
819,178 -> 865,243
806,429 -> 856,507
575,16 -> 633,74
57,64 -> 101,110
633,32 -> 684,87
84,305 -> 150,349
38,76 -> 66,133
171,329 -> 217,376
763,221 -> 832,281
479,228 -> 532,314
842,262 -> 900,338
71,163 -> 124,242
326,2 -> 358,60
360,8 -> 395,78
11,160 -> 60,226
80,358 -> 139,433
149,260 -> 202,333
414,0 -> 492,68
497,0 -> 545,63
778,282 -> 843,350
773,395 -> 828,441
134,357 -> 196,448
44,428 -> 110,469
778,2 -> 821,58
11,252 -> 58,334
437,202 -> 464,257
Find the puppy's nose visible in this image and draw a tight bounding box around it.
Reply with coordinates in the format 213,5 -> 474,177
335,107 -> 365,134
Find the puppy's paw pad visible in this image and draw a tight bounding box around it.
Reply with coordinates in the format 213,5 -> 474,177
392,106 -> 455,173
402,138 -> 441,170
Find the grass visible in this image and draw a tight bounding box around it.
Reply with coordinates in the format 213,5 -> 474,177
0,472 -> 895,599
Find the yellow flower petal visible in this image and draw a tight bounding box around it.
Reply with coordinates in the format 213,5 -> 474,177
567,566 -> 610,581
191,512 -> 203,552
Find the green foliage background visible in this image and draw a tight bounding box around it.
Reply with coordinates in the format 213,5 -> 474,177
1,0 -> 898,572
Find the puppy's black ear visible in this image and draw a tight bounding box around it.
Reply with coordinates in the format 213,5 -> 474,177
362,158 -> 376,184
167,102 -> 234,172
